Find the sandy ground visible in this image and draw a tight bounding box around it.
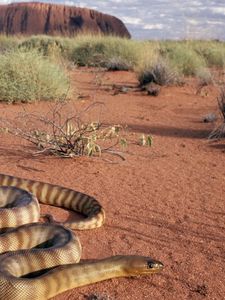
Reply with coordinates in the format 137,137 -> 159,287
0,68 -> 224,300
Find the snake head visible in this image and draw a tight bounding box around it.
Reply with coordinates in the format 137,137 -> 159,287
122,255 -> 164,276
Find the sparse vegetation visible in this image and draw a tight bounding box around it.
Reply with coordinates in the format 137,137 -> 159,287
0,35 -> 224,104
0,49 -> 70,103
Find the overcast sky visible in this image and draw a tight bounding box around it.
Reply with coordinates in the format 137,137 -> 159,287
1,0 -> 225,40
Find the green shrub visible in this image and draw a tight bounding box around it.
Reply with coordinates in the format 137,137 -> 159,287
0,49 -> 70,103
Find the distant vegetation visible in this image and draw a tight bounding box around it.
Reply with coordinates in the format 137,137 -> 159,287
0,34 -> 224,102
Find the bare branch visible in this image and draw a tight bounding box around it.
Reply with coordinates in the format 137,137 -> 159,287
0,101 -> 151,160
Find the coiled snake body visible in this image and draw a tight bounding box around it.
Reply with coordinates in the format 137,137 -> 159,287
0,173 -> 163,300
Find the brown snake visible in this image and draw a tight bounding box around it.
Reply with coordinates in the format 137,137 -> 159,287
0,173 -> 163,300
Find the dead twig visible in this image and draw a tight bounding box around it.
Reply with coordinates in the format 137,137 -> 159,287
0,101 -> 152,160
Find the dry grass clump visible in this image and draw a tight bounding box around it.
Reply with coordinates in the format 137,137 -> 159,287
195,68 -> 213,95
0,49 -> 70,103
209,88 -> 225,139
137,58 -> 179,86
105,56 -> 133,71
135,42 -> 180,87
195,68 -> 213,86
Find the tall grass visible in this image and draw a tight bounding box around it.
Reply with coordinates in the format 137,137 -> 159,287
0,49 -> 70,103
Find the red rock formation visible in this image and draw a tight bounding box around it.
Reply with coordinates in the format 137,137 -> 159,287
0,2 -> 131,38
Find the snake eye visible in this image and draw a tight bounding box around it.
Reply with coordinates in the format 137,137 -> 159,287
147,261 -> 155,269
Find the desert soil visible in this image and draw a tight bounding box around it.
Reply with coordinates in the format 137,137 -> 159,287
0,68 -> 224,300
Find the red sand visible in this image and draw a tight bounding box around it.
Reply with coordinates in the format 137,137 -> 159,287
0,68 -> 224,300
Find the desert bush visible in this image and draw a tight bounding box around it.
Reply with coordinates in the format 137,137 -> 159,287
135,42 -> 168,85
137,57 -> 179,86
0,49 -> 70,103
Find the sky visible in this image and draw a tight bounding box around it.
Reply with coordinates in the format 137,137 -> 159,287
0,0 -> 225,40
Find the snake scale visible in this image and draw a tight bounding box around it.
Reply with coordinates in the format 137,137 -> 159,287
0,173 -> 163,300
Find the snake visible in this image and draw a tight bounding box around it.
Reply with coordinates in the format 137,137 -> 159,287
0,173 -> 163,300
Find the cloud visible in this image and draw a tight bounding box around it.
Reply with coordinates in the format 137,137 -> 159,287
143,24 -> 164,30
187,19 -> 201,25
121,16 -> 143,26
211,7 -> 225,15
207,20 -> 224,25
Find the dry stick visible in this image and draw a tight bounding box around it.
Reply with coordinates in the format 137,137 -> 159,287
2,114 -> 125,159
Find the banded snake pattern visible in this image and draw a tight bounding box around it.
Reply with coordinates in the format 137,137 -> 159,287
0,173 -> 163,299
